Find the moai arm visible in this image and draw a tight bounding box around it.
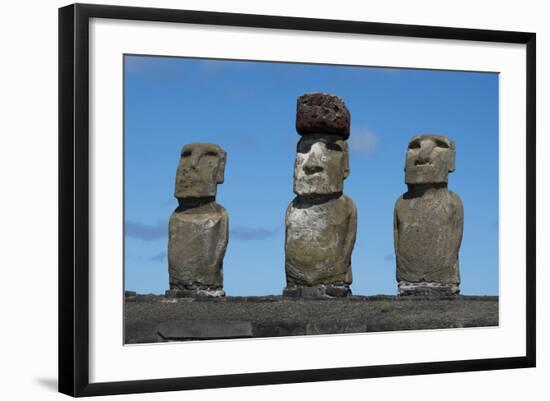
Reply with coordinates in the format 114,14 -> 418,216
343,199 -> 357,269
214,206 -> 229,271
393,199 -> 400,278
284,199 -> 297,287
450,191 -> 464,279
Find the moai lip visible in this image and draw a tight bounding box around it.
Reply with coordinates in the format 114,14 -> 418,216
167,143 -> 229,298
285,93 -> 357,298
394,135 -> 463,296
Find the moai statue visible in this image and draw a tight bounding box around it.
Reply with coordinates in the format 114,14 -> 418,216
283,93 -> 357,298
394,135 -> 464,296
166,143 -> 228,298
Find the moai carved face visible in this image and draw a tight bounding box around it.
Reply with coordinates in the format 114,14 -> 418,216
405,135 -> 455,184
175,143 -> 226,199
294,133 -> 349,195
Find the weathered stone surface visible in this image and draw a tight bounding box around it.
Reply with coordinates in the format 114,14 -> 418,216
168,143 -> 228,297
398,281 -> 459,296
296,93 -> 350,139
157,320 -> 253,341
306,321 -> 367,335
165,286 -> 225,299
404,135 -> 455,185
293,134 -> 349,195
285,93 -> 357,296
283,283 -> 352,299
124,294 -> 498,344
175,143 -> 226,199
168,203 -> 228,291
394,135 -> 463,296
285,195 -> 356,288
253,321 -> 308,337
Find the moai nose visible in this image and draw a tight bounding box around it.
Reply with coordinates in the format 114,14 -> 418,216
416,142 -> 434,165
189,155 -> 200,170
303,152 -> 323,175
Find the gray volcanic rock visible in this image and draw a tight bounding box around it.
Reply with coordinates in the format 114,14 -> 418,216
124,294 -> 499,344
174,143 -> 226,199
168,143 -> 228,297
168,202 -> 228,292
285,93 -> 357,297
285,195 -> 356,288
158,320 -> 253,340
394,135 -> 463,296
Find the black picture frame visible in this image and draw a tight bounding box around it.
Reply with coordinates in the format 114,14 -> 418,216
58,3 -> 536,397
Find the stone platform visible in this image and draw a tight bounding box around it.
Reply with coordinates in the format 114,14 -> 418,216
124,293 -> 498,344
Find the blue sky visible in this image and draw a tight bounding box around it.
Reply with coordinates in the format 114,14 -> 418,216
124,55 -> 499,296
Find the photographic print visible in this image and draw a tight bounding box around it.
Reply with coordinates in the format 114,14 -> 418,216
59,4 -> 535,395
123,55 -> 499,344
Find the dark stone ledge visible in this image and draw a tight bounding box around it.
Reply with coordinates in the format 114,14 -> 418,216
124,293 -> 498,344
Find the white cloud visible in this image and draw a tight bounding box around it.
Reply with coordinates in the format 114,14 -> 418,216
230,225 -> 282,241
349,128 -> 380,155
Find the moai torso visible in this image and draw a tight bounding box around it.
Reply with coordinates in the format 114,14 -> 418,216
168,202 -> 228,290
284,93 -> 357,298
394,135 -> 463,296
167,143 -> 228,298
394,187 -> 462,285
285,194 -> 356,286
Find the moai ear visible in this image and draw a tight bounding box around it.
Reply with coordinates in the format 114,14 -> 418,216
216,150 -> 227,184
404,136 -> 418,172
342,141 -> 350,179
447,140 -> 456,173
404,147 -> 411,172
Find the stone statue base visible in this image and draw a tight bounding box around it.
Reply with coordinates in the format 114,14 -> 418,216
398,281 -> 459,296
283,284 -> 351,299
165,287 -> 225,299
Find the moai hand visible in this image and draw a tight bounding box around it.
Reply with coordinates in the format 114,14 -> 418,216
284,93 -> 357,298
394,135 -> 463,296
166,143 -> 228,298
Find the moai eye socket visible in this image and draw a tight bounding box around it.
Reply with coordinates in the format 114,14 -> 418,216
297,139 -> 313,153
408,141 -> 421,150
182,150 -> 191,157
326,142 -> 342,152
435,139 -> 450,148
204,151 -> 218,157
